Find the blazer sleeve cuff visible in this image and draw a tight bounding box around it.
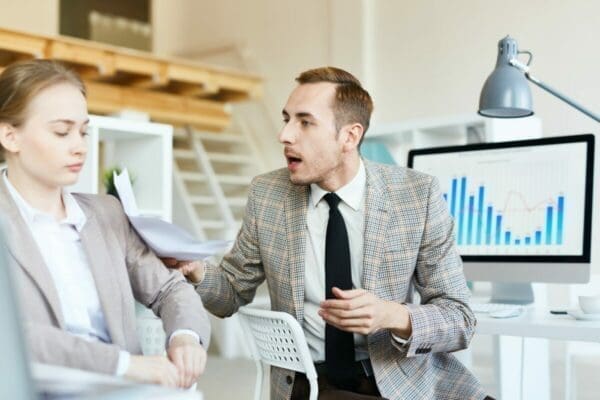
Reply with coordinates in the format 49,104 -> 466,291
402,303 -> 437,357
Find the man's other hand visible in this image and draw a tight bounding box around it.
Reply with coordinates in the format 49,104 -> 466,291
319,287 -> 412,338
162,258 -> 205,284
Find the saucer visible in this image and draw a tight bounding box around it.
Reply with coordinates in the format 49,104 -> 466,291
567,309 -> 600,321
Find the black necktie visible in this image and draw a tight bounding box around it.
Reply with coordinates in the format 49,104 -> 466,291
323,193 -> 356,389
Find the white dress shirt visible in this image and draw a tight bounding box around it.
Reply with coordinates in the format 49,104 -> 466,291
303,160 -> 369,362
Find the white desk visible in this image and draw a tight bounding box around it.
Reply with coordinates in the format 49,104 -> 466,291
474,307 -> 600,400
32,363 -> 203,400
477,307 -> 600,340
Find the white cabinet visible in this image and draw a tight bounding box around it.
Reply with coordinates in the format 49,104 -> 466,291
70,115 -> 173,221
366,113 -> 542,166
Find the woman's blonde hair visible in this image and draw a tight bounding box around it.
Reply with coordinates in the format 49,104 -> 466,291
0,59 -> 86,127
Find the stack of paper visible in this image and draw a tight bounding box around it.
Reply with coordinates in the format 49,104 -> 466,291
114,169 -> 231,260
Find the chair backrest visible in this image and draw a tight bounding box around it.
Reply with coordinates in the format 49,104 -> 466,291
238,307 -> 317,379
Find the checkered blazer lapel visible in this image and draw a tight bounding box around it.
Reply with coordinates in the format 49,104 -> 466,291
362,161 -> 390,292
283,183 -> 309,323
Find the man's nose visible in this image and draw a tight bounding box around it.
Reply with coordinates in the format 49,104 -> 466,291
278,122 -> 295,144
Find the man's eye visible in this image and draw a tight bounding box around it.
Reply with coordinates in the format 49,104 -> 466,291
54,132 -> 69,137
300,120 -> 310,127
282,119 -> 289,124
80,131 -> 89,137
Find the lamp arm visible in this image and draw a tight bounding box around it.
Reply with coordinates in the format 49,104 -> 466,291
509,58 -> 599,122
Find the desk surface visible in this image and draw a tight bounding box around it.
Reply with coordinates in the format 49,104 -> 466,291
475,307 -> 600,342
32,363 -> 203,400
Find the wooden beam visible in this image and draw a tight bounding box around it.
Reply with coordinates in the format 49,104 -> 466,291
47,41 -> 116,77
0,29 -> 47,58
85,81 -> 231,130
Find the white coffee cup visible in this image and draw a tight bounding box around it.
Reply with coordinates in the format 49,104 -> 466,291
578,295 -> 600,314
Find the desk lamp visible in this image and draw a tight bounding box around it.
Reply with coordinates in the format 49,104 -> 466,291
479,36 -> 599,122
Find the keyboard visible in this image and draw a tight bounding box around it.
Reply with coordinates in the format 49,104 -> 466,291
470,302 -> 524,314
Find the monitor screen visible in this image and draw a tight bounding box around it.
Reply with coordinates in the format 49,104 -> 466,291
408,134 -> 594,264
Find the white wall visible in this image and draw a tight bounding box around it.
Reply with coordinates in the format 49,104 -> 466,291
370,0 -> 599,135
0,0 -> 58,36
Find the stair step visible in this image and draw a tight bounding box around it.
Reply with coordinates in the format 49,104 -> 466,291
216,174 -> 253,185
194,131 -> 245,143
226,196 -> 247,207
207,152 -> 254,164
179,171 -> 207,182
191,196 -> 247,208
190,195 -> 215,205
198,220 -> 227,229
173,149 -> 195,159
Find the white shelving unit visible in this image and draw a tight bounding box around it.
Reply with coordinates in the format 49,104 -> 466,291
69,115 -> 173,222
368,113 -> 542,166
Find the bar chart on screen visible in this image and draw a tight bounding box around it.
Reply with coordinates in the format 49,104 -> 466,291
414,141 -> 588,257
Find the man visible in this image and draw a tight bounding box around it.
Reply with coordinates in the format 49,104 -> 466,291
171,67 -> 489,399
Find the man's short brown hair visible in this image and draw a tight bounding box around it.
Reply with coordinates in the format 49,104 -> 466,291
295,67 -> 373,145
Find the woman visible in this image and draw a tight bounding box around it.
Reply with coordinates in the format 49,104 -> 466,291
0,59 -> 209,388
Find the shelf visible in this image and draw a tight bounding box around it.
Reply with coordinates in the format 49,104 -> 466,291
207,152 -> 254,164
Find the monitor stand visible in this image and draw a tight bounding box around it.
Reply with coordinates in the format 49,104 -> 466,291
490,283 -> 534,305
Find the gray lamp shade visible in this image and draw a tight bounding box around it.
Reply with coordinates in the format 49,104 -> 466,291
478,36 -> 534,118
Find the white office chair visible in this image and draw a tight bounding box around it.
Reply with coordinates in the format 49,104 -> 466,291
564,274 -> 600,400
238,307 -> 318,400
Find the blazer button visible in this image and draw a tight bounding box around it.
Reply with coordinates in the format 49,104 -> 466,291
286,375 -> 293,385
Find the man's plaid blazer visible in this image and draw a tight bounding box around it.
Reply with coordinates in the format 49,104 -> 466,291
198,160 -> 487,400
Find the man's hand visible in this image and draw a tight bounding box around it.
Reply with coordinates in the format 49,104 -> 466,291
319,287 -> 412,338
162,258 -> 205,284
167,334 -> 207,388
124,355 -> 180,387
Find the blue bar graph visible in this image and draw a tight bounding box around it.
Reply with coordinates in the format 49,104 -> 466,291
557,196 -> 564,245
546,206 -> 553,245
467,195 -> 474,245
441,176 -> 567,248
457,177 -> 466,245
450,178 -> 457,218
486,206 -> 493,245
495,215 -> 502,245
476,186 -> 484,245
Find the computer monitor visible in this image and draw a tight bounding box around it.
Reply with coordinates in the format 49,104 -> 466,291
408,134 -> 595,304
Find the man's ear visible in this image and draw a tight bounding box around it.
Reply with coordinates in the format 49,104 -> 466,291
0,122 -> 20,154
341,123 -> 364,152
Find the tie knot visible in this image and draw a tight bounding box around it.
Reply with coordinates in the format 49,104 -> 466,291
323,192 -> 341,209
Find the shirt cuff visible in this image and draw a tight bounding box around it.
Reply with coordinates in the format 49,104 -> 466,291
391,331 -> 412,345
169,329 -> 201,346
115,350 -> 131,376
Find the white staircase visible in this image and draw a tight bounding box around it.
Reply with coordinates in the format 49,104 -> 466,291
171,122 -> 269,359
172,123 -> 265,241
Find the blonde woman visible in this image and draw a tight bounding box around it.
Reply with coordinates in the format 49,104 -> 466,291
0,59 -> 210,389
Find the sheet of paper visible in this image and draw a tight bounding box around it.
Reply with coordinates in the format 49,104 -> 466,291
114,169 -> 231,260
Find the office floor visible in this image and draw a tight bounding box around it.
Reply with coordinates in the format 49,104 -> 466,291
197,336 -> 600,400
